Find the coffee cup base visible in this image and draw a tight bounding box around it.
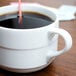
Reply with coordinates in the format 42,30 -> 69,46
0,57 -> 55,73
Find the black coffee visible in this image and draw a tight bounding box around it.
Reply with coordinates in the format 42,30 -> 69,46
0,12 -> 54,29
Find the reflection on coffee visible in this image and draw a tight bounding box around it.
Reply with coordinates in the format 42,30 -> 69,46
0,12 -> 54,29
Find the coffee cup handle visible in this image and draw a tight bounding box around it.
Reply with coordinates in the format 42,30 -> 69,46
47,27 -> 72,60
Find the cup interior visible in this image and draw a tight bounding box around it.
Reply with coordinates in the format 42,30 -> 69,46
0,4 -> 56,20
0,4 -> 57,30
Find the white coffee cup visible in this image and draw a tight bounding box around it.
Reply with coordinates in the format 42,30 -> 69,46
0,4 -> 72,73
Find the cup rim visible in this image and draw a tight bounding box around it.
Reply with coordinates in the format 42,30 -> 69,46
0,4 -> 58,31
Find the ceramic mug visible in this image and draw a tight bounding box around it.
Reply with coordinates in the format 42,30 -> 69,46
0,4 -> 72,73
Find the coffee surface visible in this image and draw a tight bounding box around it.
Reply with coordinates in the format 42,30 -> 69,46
0,12 -> 54,29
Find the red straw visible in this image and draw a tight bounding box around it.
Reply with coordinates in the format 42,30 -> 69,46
18,0 -> 22,24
